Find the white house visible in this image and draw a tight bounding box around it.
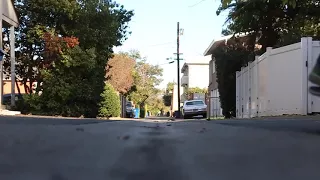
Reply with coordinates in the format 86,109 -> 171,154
180,56 -> 210,101
204,33 -> 261,117
1,0 -> 19,108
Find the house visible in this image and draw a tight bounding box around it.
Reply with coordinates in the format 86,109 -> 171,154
203,33 -> 250,117
1,0 -> 19,107
180,56 -> 210,102
203,33 -> 265,117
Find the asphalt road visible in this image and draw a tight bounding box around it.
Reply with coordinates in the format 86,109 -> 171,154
1,116 -> 320,180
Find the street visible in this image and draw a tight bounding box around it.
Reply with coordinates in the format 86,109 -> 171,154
1,116 -> 320,180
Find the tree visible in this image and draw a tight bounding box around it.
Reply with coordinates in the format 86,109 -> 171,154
166,82 -> 175,93
217,0 -> 320,52
214,0 -> 320,118
220,0 -> 298,9
127,56 -> 163,107
213,42 -> 251,118
99,83 -> 121,118
7,0 -> 133,117
106,54 -> 135,94
184,87 -> 207,96
22,32 -> 100,117
148,96 -> 168,115
162,82 -> 175,106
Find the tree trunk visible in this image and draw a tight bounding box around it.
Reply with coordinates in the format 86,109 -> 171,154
15,77 -> 21,95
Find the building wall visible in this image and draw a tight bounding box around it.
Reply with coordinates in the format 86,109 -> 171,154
208,58 -> 218,92
188,64 -> 209,89
2,80 -> 37,94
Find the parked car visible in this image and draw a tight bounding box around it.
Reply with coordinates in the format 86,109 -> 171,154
2,93 -> 24,106
125,101 -> 134,118
181,100 -> 207,119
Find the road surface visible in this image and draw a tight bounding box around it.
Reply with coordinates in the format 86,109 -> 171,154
1,116 -> 320,180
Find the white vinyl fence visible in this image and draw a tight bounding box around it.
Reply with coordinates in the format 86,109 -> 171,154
236,37 -> 320,118
208,89 -> 223,117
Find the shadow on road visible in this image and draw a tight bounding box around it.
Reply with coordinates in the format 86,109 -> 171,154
0,115 -> 119,125
215,119 -> 320,136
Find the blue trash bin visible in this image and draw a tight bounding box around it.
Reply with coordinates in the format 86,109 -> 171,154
134,108 -> 140,119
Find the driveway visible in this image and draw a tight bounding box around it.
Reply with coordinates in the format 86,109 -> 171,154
1,116 -> 320,180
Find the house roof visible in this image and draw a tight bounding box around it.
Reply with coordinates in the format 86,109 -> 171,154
181,62 -> 209,73
1,0 -> 19,27
203,32 -> 249,56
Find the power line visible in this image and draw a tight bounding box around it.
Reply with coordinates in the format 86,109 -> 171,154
188,0 -> 206,8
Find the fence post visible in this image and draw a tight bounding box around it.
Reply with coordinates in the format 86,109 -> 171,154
265,47 -> 272,116
236,71 -> 239,118
255,56 -> 260,117
248,61 -> 252,118
301,37 -> 312,115
207,95 -> 211,120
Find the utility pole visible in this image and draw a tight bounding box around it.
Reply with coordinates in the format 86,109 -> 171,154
176,22 -> 181,118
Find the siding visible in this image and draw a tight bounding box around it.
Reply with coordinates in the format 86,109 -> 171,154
188,64 -> 209,89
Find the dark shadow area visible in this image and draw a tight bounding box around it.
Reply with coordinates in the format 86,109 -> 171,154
215,119 -> 320,136
0,116 -> 119,125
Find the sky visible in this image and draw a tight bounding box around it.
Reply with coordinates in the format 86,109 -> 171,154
113,0 -> 228,89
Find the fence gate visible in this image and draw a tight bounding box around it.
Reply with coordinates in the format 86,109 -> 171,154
207,94 -> 222,119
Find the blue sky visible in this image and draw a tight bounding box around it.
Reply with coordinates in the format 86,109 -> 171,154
113,0 -> 228,88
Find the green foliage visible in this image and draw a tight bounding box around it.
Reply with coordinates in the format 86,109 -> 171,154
161,82 -> 175,107
215,0 -> 320,119
185,87 -> 207,95
19,94 -> 43,114
25,46 -> 101,117
184,87 -> 207,100
140,107 -> 146,118
127,54 -> 163,106
99,83 -> 121,118
213,43 -> 252,118
166,82 -> 175,93
148,97 -> 167,115
7,0 -> 133,117
162,95 -> 172,106
217,0 -> 320,52
220,0 -> 298,10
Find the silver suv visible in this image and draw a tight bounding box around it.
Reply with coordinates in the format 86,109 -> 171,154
182,100 -> 207,119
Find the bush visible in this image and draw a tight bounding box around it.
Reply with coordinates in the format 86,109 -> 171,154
213,44 -> 252,118
99,83 -> 121,118
18,94 -> 43,114
140,107 -> 146,118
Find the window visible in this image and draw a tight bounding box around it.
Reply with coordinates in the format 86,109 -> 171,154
185,100 -> 204,106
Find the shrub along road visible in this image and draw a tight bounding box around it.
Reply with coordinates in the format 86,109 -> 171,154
0,116 -> 320,180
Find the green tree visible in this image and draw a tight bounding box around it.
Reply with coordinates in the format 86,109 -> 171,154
214,0 -> 320,118
7,0 -> 133,117
99,83 -> 121,118
220,0 -> 298,9
21,33 -> 100,117
166,82 -> 175,93
213,42 -> 251,118
127,55 -> 163,108
148,96 -> 168,115
217,0 -> 320,52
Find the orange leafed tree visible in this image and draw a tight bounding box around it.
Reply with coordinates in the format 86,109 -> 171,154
42,32 -> 79,68
22,32 -> 80,94
106,54 -> 135,94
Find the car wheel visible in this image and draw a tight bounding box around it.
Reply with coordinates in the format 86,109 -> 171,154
203,113 -> 207,118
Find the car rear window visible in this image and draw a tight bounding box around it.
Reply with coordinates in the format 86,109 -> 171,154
185,101 -> 204,106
